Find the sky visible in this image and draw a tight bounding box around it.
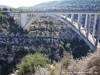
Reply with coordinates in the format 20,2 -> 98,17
0,0 -> 58,8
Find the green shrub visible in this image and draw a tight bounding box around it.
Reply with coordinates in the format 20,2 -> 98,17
60,41 -> 64,45
17,53 -> 49,74
0,14 -> 8,24
66,43 -> 71,49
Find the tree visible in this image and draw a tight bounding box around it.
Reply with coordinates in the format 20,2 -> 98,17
2,8 -> 8,11
8,16 -> 15,25
9,8 -> 12,12
17,53 -> 49,74
0,14 -> 8,24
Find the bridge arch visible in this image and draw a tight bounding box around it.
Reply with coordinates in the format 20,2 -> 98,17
22,13 -> 97,51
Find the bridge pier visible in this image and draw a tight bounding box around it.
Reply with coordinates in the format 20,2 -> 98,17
85,14 -> 88,30
78,14 -> 82,31
20,13 -> 28,28
71,14 -> 74,23
88,14 -> 92,35
95,15 -> 100,48
92,14 -> 97,37
86,14 -> 90,38
65,14 -> 68,18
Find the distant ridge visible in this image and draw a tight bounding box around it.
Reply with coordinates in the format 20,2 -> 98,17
0,5 -> 13,8
18,1 -> 60,10
1,0 -> 100,11
18,0 -> 100,11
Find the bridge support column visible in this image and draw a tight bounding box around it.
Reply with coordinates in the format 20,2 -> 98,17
85,14 -> 88,30
92,14 -> 97,37
95,15 -> 100,48
65,14 -> 68,17
20,13 -> 28,28
87,14 -> 92,38
78,14 -> 82,31
86,14 -> 90,38
86,14 -> 92,38
19,12 -> 21,28
71,14 -> 74,23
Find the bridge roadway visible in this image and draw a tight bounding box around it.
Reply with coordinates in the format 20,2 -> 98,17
18,10 -> 100,14
16,11 -> 100,51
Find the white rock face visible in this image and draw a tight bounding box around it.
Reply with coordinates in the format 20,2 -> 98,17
35,67 -> 50,75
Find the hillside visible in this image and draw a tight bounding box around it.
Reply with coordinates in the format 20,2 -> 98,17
17,0 -> 100,11
1,0 -> 100,11
18,1 -> 60,11
0,5 -> 13,8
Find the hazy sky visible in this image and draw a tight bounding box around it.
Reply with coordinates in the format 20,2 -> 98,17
0,0 -> 57,8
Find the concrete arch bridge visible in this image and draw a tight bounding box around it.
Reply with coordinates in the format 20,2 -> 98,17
12,11 -> 100,51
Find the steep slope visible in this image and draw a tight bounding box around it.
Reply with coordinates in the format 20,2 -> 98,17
27,0 -> 100,11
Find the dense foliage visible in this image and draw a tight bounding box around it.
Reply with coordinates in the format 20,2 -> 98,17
0,14 -> 8,24
17,53 -> 49,74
